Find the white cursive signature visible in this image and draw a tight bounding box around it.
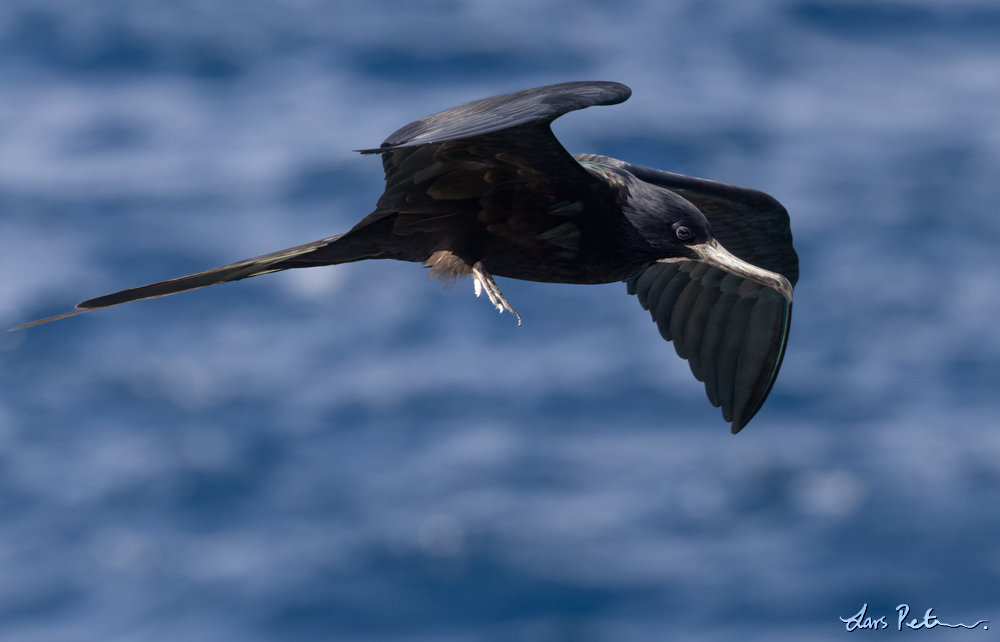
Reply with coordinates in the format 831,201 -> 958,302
841,604 -> 888,631
897,604 -> 989,631
840,604 -> 988,632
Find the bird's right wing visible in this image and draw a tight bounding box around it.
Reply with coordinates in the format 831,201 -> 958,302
628,261 -> 792,433
620,163 -> 798,433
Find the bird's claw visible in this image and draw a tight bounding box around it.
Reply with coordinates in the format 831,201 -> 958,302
472,262 -> 522,326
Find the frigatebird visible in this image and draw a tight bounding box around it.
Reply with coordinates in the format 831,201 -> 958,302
13,81 -> 798,432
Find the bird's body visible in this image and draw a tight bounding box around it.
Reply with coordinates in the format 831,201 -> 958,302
14,82 -> 798,432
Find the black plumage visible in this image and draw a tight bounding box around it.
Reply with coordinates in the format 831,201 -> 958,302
13,81 -> 798,432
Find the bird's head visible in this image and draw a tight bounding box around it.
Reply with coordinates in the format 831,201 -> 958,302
628,183 -> 794,302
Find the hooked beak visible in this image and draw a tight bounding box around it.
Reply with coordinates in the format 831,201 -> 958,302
660,238 -> 794,302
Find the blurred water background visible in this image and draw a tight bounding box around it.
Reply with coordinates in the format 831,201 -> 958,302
2,1 -> 1000,640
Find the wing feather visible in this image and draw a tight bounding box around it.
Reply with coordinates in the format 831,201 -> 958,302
682,284 -> 724,380
652,273 -> 692,342
669,280 -> 704,359
628,261 -> 660,303
629,256 -> 793,433
640,264 -> 672,310
700,291 -> 740,408
732,290 -> 785,426
716,295 -> 757,424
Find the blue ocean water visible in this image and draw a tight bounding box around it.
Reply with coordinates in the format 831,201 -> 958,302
2,1 -> 999,640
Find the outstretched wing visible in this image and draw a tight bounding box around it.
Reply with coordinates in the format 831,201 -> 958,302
360,81 -> 631,154
623,164 -> 798,433
349,82 -> 632,263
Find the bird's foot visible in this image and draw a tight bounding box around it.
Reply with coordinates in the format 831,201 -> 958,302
471,262 -> 521,326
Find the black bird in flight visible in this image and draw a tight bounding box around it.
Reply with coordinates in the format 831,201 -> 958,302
14,81 -> 797,432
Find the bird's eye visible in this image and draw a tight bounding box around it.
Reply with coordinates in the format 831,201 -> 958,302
675,226 -> 693,241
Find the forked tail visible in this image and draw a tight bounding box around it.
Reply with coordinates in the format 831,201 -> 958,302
11,233 -> 350,330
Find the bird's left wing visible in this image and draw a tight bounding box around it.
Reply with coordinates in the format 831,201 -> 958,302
349,82 -> 632,243
359,81 -> 631,153
621,163 -> 798,433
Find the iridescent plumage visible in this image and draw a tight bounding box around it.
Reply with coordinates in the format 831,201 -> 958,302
14,82 -> 798,432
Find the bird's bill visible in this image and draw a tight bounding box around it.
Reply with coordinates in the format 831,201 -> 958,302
659,238 -> 794,302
